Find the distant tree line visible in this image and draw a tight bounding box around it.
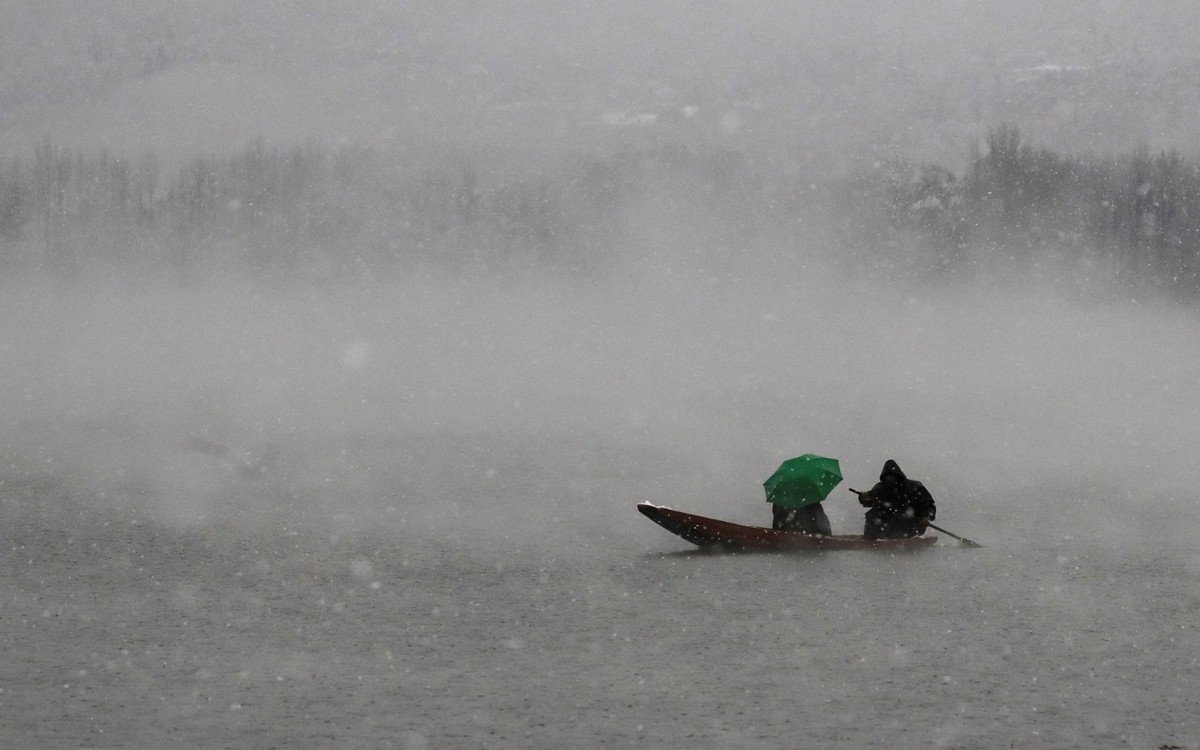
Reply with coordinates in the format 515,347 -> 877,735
837,123 -> 1200,295
0,137 -> 765,280
6,126 -> 1200,297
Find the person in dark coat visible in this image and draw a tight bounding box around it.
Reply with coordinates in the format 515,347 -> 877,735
854,460 -> 936,539
772,502 -> 832,536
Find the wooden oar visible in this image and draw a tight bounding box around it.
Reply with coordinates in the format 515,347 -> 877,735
923,521 -> 983,548
849,488 -> 982,548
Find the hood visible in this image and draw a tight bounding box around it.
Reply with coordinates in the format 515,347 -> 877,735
880,459 -> 907,481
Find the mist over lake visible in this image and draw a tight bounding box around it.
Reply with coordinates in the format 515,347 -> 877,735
3,3 -> 1200,748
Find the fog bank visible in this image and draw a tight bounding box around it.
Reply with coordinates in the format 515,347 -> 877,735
3,268 -> 1198,552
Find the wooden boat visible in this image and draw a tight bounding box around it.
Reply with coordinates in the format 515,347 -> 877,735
637,503 -> 938,552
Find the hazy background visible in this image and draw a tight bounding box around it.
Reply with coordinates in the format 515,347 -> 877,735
6,5 -> 1200,748
7,1 -> 1200,168
2,1 -> 1199,547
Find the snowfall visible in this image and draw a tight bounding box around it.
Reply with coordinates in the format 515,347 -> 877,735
3,271 -> 1199,749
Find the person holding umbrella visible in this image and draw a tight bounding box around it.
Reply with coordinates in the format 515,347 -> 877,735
763,454 -> 839,536
850,459 -> 936,539
772,501 -> 832,535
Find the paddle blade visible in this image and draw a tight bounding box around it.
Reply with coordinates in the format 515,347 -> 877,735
926,522 -> 983,548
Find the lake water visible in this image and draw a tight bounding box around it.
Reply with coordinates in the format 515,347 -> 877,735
4,473 -> 1198,750
4,278 -> 1200,748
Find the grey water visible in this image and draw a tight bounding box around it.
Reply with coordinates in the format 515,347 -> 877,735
4,494 -> 1198,749
3,276 -> 1200,749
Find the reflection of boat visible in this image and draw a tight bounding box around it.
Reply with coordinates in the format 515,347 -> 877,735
637,503 -> 938,552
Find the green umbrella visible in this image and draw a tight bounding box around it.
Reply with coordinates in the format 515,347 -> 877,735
764,454 -> 843,508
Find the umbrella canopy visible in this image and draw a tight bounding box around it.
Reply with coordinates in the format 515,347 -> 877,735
764,454 -> 843,508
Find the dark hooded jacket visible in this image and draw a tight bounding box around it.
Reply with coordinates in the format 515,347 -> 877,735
859,460 -> 936,539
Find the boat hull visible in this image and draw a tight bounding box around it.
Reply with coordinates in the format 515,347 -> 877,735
637,503 -> 937,552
